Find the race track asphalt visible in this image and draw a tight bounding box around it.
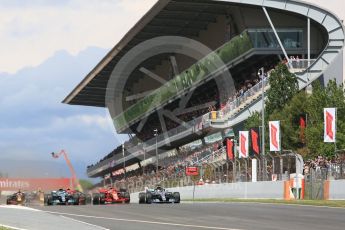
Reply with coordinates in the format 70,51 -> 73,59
12,202 -> 342,230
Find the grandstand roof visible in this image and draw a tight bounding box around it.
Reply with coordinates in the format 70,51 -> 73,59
62,0 -> 242,107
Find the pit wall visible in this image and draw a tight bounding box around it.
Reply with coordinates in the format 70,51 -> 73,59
130,180 -> 345,202
130,181 -> 284,202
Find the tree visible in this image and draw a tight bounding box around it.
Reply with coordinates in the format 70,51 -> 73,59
269,91 -> 308,154
245,62 -> 345,159
265,63 -> 299,114
245,63 -> 299,152
245,92 -> 309,154
244,111 -> 261,130
305,80 -> 345,157
79,179 -> 94,191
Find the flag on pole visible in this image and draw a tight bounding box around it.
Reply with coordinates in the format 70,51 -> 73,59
239,131 -> 249,158
324,108 -> 336,143
250,128 -> 261,156
269,121 -> 281,152
299,114 -> 307,143
224,138 -> 235,161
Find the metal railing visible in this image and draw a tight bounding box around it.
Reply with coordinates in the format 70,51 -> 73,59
190,147 -> 226,166
204,59 -> 318,123
97,150 -> 333,195
206,76 -> 270,122
288,59 -> 316,73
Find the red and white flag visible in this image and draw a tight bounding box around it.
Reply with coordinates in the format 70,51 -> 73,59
269,121 -> 281,152
239,131 -> 249,158
324,108 -> 336,143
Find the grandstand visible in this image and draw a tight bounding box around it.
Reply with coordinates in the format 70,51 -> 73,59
64,0 -> 344,184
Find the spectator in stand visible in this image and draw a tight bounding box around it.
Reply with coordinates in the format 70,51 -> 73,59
296,55 -> 301,68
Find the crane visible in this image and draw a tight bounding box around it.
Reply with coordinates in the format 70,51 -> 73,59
51,150 -> 83,192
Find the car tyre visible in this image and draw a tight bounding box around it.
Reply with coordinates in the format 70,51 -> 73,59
73,194 -> 80,205
139,192 -> 146,204
92,194 -> 100,205
99,193 -> 106,204
46,195 -> 53,206
85,194 -> 92,205
145,192 -> 152,204
173,192 -> 180,203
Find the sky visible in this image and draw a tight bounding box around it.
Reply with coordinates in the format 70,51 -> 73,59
0,0 -> 343,179
0,0 -> 158,179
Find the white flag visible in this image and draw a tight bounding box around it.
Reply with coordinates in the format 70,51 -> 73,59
239,131 -> 249,158
324,108 -> 336,143
269,121 -> 281,152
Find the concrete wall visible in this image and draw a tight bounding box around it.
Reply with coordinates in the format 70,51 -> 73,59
329,179 -> 345,200
130,181 -> 284,202
322,49 -> 344,86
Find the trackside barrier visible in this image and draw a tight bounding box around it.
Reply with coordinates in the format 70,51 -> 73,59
283,177 -> 305,200
284,181 -> 291,200
294,179 -> 345,200
127,179 -> 345,201
325,179 -> 345,199
323,180 -> 330,200
130,181 -> 285,202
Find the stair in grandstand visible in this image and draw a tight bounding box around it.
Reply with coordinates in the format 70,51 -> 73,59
209,34 -> 344,129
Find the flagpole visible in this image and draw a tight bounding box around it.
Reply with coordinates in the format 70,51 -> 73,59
122,144 -> 126,181
258,67 -> 266,181
279,121 -> 283,155
334,108 -> 337,156
305,114 -> 308,145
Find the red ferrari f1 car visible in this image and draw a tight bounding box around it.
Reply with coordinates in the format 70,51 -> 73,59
92,187 -> 130,204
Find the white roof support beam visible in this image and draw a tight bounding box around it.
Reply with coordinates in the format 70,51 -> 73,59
262,6 -> 292,68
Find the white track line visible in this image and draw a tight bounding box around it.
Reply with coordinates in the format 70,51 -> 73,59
60,215 -> 110,230
45,211 -> 243,230
202,201 -> 345,209
184,201 -> 345,209
0,205 -> 41,212
0,224 -> 28,230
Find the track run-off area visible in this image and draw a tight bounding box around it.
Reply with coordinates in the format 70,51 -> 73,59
1,202 -> 345,230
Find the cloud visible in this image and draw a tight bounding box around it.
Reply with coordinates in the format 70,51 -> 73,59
0,47 -> 129,179
0,0 -> 158,73
0,1 -> 159,179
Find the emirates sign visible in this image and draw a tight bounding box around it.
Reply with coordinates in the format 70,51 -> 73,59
0,178 -> 71,191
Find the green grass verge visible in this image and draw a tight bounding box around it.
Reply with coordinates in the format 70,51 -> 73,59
0,226 -> 13,230
184,198 -> 345,208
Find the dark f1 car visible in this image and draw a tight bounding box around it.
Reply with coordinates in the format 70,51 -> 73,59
139,186 -> 180,204
44,189 -> 91,206
6,190 -> 26,205
92,187 -> 130,204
